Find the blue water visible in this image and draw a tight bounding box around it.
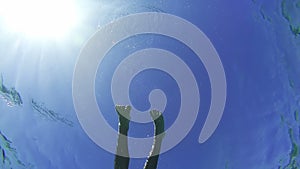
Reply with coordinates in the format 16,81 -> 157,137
0,0 -> 300,168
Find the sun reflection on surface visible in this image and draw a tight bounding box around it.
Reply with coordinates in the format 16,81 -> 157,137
0,0 -> 79,39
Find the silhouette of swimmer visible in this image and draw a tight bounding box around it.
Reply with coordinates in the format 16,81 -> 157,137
114,105 -> 165,169
0,75 -> 23,107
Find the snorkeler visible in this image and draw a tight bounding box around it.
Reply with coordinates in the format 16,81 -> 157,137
31,99 -> 74,127
0,75 -> 9,93
0,75 -> 23,107
114,105 -> 165,169
0,130 -> 30,168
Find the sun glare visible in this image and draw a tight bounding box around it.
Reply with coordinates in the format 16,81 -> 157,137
0,0 -> 78,39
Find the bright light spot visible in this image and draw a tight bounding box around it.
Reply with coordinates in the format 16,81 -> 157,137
0,0 -> 78,39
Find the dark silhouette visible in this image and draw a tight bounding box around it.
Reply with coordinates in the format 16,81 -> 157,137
114,105 -> 165,169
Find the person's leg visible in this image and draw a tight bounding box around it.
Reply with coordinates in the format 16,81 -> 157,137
143,110 -> 165,169
114,105 -> 131,169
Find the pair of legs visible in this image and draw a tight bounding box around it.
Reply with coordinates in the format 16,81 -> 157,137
114,105 -> 165,169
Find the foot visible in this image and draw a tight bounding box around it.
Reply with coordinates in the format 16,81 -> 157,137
150,110 -> 165,136
116,105 -> 131,132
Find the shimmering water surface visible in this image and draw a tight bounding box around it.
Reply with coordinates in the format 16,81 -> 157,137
0,0 -> 300,168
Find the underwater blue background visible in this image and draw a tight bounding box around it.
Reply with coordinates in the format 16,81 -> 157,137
0,0 -> 300,168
